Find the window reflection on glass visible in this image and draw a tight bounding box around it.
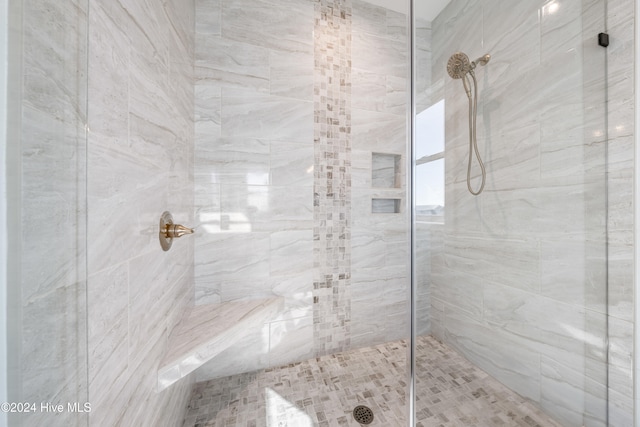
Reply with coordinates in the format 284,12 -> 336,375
416,100 -> 445,222
416,159 -> 444,217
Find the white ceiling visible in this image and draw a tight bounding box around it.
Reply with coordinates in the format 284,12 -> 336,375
361,0 -> 451,22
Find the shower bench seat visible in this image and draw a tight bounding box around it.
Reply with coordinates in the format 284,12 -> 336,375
156,296 -> 283,391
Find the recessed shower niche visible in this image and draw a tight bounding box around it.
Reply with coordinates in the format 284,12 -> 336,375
371,152 -> 402,213
371,152 -> 401,188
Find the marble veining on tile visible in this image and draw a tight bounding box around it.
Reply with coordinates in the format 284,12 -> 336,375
159,297 -> 284,390
182,335 -> 563,427
85,0 -> 196,424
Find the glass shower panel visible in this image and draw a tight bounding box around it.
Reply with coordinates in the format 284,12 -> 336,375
6,0 -> 89,425
414,0 -> 609,426
188,0 -> 412,425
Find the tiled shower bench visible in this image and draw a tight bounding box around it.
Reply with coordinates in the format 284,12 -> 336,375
157,297 -> 283,391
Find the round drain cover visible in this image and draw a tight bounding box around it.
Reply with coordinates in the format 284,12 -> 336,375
352,405 -> 374,425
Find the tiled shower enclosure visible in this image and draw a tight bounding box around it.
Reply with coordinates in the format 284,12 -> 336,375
5,0 -> 636,425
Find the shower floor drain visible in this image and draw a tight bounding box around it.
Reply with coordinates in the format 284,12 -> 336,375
352,405 -> 374,425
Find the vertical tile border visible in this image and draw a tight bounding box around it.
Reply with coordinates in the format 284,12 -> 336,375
313,0 -> 352,355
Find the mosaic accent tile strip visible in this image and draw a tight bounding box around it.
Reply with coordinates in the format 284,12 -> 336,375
182,335 -> 564,427
312,0 -> 353,355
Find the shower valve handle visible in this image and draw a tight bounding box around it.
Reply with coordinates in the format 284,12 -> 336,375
164,223 -> 194,239
159,211 -> 194,251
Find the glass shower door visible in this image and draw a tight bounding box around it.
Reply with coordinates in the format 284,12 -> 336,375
5,0 -> 89,425
413,0 -> 613,425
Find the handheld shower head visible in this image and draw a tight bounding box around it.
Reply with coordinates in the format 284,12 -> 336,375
447,52 -> 491,79
447,52 -> 472,79
446,51 -> 491,196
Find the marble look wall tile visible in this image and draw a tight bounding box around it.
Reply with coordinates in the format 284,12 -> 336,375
351,149 -> 372,188
385,241 -> 409,267
270,271 -> 314,321
384,75 -> 408,116
351,230 -> 387,269
269,230 -> 313,276
218,184 -> 313,232
608,171 -> 634,232
415,296 -> 432,337
20,108 -> 86,302
196,324 -> 270,381
385,9 -> 407,42
195,232 -> 270,285
482,0 -> 540,72
87,266 -> 129,422
351,70 -> 387,112
415,226 -> 433,293
607,240 -> 634,322
270,141 -> 314,187
87,3 -> 129,138
540,0 -> 584,61
433,268 -> 483,320
212,277 -> 271,304
479,187 -> 543,236
603,7 -> 634,420
269,50 -> 314,100
221,91 -> 313,140
537,301 -> 606,371
215,184 -> 269,228
194,178 -> 221,222
608,387 -> 634,427
351,108 -> 406,153
415,18 -> 431,50
536,181 -> 592,236
221,0 -> 313,54
128,249 -> 191,359
447,235 -> 540,292
21,283 -> 87,415
386,311 -> 410,342
537,88 -> 584,148
540,355 -> 606,427
350,281 -> 387,346
482,283 -> 540,343
195,284 -> 221,306
125,339 -> 193,427
477,123 -> 541,191
196,0 -> 221,35
196,34 -> 270,93
539,238 -> 605,308
86,0 -> 195,423
431,0 -> 483,75
266,186 -> 314,227
352,0 -> 385,34
195,137 -> 270,185
443,182 -> 484,234
443,309 -> 541,402
128,111 -> 191,176
607,69 -> 634,144
195,83 -> 221,125
352,31 -> 407,79
195,120 -> 222,152
608,316 -> 633,395
269,316 -> 315,367
87,185 -> 151,275
21,0 -> 88,119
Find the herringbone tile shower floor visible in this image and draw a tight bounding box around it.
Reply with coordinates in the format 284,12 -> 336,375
182,336 -> 563,427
